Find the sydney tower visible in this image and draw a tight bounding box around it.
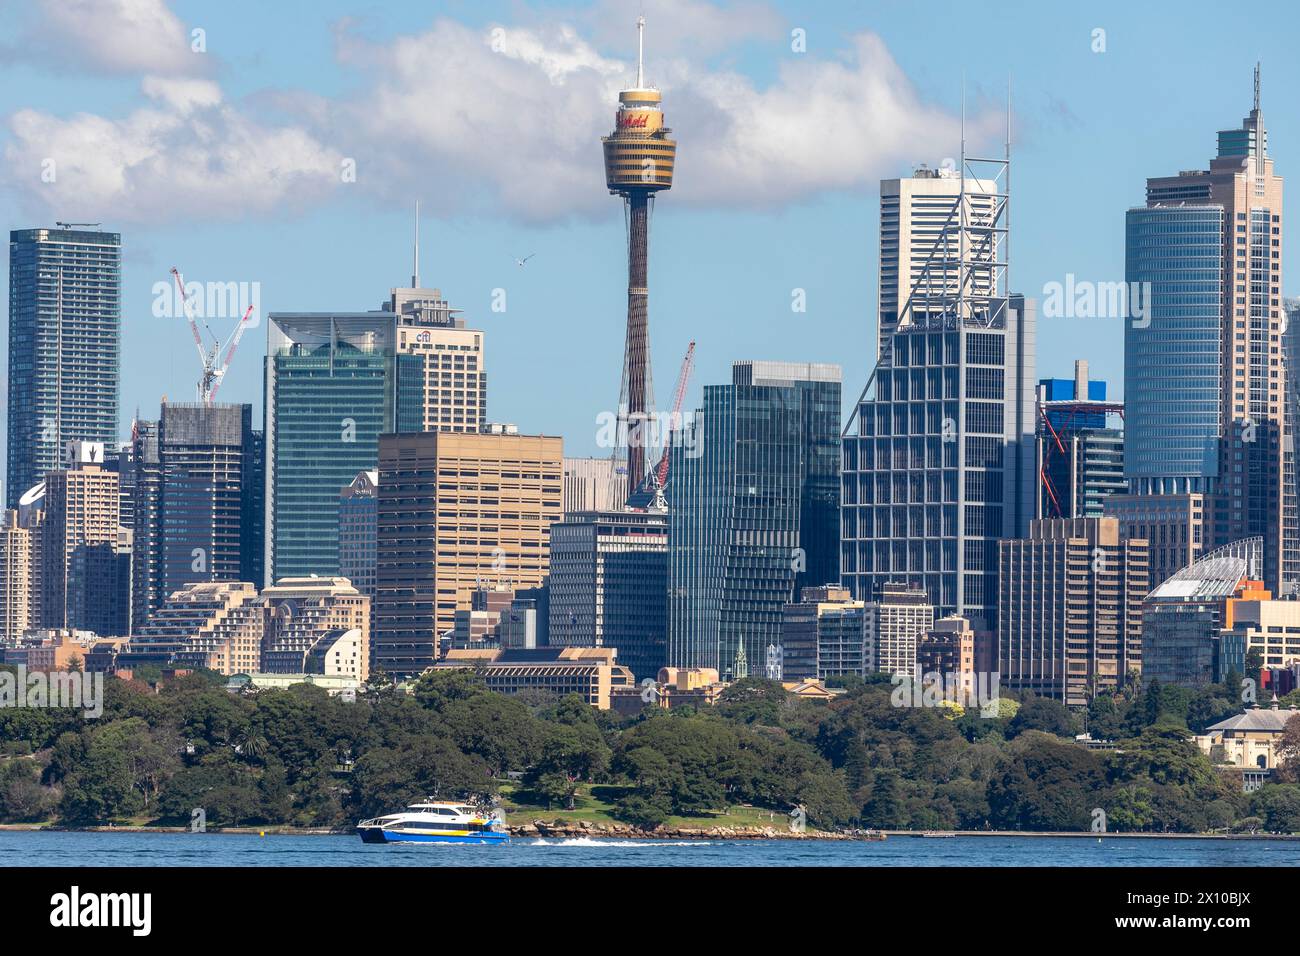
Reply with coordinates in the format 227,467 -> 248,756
602,17 -> 676,502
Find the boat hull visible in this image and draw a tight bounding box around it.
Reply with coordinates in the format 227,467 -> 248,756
358,826 -> 510,845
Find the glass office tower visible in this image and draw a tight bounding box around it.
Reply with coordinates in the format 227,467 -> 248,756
1125,74 -> 1295,594
264,313 -> 422,584
1123,206 -> 1225,494
840,297 -> 1037,631
7,227 -> 121,507
667,361 -> 840,680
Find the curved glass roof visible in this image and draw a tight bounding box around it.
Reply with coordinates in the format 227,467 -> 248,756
1146,536 -> 1262,602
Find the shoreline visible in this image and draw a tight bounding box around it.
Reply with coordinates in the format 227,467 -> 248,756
1,823 -> 1295,841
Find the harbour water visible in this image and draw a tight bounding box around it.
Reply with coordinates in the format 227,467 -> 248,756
2,831 -> 1297,867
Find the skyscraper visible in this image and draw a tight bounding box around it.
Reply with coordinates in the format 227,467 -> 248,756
263,312 -> 423,583
7,226 -> 121,508
1125,67 -> 1295,595
667,361 -> 840,679
548,509 -> 668,680
374,428 -> 562,676
865,583 -> 935,679
877,167 -> 997,358
338,470 -> 378,603
779,586 -> 867,682
999,518 -> 1148,706
132,402 -> 263,628
843,143 -> 1034,633
602,17 -> 676,502
840,297 -> 1037,628
388,281 -> 487,433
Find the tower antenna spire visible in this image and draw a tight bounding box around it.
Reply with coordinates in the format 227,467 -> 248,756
412,199 -> 421,288
1254,61 -> 1261,114
636,16 -> 645,88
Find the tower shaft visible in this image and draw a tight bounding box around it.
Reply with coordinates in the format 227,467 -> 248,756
621,193 -> 651,492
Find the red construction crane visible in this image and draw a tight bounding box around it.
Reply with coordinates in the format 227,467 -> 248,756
170,266 -> 256,404
654,340 -> 695,489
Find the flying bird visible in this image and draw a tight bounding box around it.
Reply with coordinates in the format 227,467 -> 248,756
514,253 -> 536,268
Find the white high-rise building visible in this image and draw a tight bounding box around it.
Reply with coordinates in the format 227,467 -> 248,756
878,167 -> 998,358
562,457 -> 626,516
865,583 -> 935,680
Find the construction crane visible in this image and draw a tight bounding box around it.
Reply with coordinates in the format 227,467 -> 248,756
623,340 -> 695,512
653,340 -> 695,490
169,266 -> 256,404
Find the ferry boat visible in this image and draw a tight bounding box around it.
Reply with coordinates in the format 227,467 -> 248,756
356,801 -> 510,845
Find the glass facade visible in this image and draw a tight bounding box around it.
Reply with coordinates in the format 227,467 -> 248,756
131,402 -> 263,629
264,313 -> 422,583
1123,206 -> 1224,494
840,299 -> 1036,629
667,362 -> 840,679
7,228 -> 121,507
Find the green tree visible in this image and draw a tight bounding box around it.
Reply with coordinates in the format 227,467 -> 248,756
862,771 -> 908,828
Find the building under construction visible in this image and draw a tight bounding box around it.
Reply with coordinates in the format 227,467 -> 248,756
839,102 -> 1037,630
602,17 -> 676,502
1036,360 -> 1125,520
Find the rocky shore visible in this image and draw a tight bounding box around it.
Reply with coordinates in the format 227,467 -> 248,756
511,819 -> 857,840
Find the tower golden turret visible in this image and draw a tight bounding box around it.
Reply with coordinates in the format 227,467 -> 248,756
603,17 -> 676,501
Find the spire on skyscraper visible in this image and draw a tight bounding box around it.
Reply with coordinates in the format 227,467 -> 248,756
412,199 -> 421,288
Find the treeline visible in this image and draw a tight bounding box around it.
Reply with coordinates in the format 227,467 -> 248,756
0,665 -> 1298,834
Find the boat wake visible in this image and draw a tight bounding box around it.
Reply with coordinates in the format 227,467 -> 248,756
530,837 -> 713,848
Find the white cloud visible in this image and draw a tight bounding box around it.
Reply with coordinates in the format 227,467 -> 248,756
27,0 -> 200,76
328,19 -> 1005,221
3,79 -> 344,223
0,2 -> 1007,224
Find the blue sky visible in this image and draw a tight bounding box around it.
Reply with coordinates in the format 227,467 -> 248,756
0,0 -> 1293,456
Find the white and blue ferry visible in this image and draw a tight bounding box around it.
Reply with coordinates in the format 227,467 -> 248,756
356,801 -> 510,845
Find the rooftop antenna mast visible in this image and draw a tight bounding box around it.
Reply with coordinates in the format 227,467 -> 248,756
412,199 -> 421,288
843,77 -> 1011,437
636,15 -> 645,87
1254,62 -> 1264,178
